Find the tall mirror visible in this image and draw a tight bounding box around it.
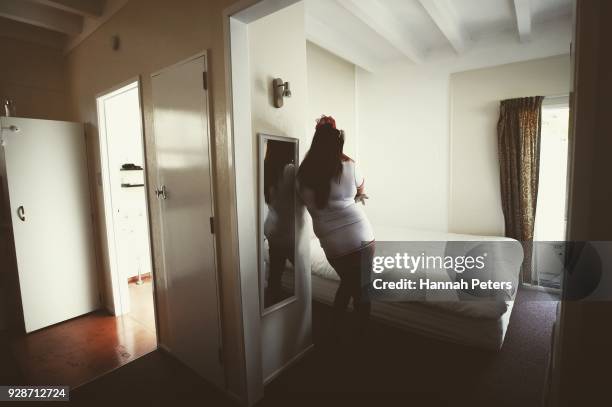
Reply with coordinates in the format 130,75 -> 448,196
259,134 -> 299,313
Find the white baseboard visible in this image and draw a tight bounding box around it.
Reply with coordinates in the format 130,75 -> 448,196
521,283 -> 561,295
263,343 -> 315,386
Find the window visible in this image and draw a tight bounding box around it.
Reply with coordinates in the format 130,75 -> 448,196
533,97 -> 570,289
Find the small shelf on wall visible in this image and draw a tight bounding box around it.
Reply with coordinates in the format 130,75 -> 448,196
120,163 -> 143,171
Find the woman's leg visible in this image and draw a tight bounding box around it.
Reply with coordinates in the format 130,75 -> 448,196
348,245 -> 374,333
350,276 -> 371,330
332,243 -> 375,333
328,244 -> 375,336
327,257 -> 352,341
330,262 -> 351,318
333,277 -> 352,313
268,243 -> 288,303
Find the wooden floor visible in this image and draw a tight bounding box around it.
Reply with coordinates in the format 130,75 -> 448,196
127,279 -> 156,333
9,280 -> 157,388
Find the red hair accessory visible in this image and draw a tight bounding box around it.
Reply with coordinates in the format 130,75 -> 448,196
316,115 -> 336,129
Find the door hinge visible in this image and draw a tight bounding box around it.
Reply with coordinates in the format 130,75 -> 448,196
203,71 -> 208,91
209,216 -> 215,234
218,347 -> 223,364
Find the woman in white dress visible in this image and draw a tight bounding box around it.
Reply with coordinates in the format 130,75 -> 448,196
298,116 -> 375,336
263,140 -> 296,305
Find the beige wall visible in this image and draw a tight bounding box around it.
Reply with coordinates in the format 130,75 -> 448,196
449,55 -> 571,235
0,36 -> 69,121
64,0 -> 246,400
246,2 -> 312,382
356,64 -> 451,233
306,42 -> 357,158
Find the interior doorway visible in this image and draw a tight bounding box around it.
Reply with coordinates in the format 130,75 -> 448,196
96,80 -> 157,333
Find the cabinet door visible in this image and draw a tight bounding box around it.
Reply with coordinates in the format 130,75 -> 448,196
2,117 -> 99,333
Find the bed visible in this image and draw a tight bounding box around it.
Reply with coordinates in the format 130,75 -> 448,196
308,226 -> 523,351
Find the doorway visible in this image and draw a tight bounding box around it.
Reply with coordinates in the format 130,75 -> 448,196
533,97 -> 570,288
96,80 -> 157,334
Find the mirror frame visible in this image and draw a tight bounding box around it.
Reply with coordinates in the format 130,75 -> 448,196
258,133 -> 299,316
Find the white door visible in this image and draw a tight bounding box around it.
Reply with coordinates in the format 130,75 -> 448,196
1,117 -> 99,333
151,54 -> 224,387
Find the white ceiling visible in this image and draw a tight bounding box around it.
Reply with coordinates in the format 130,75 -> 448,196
305,0 -> 573,71
1,0 -> 573,61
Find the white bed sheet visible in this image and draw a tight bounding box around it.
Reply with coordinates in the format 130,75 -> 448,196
311,274 -> 514,350
310,227 -> 522,319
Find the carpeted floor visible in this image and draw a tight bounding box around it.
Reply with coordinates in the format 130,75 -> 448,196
262,287 -> 558,407
1,287 -> 556,406
70,350 -> 235,406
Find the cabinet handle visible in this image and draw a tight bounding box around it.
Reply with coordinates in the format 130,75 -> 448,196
154,185 -> 168,200
17,205 -> 26,222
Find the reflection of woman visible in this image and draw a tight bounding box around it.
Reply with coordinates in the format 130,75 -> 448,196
298,116 -> 375,338
264,140 -> 296,305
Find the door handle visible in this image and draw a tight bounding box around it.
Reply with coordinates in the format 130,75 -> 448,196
17,205 -> 26,222
154,185 -> 168,200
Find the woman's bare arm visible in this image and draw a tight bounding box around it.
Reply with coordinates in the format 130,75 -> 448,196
355,181 -> 368,205
357,182 -> 365,196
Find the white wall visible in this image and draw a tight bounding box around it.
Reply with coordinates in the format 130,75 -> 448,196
355,41 -> 571,236
356,64 -> 451,232
0,34 -> 70,121
306,42 -> 357,159
240,1 -> 312,385
229,16 -> 262,404
449,55 -> 571,235
353,20 -> 572,236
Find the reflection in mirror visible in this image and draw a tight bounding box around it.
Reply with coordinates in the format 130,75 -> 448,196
259,134 -> 298,312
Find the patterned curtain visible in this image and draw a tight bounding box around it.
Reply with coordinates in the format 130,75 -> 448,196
497,96 -> 544,284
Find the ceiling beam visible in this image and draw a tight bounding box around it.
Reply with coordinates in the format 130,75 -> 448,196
337,0 -> 424,63
418,0 -> 470,54
306,15 -> 380,72
31,0 -> 106,18
513,0 -> 532,42
0,0 -> 82,35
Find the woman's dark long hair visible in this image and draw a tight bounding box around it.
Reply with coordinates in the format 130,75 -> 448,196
264,140 -> 295,204
298,122 -> 345,209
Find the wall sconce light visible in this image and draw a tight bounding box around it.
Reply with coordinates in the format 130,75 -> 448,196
273,78 -> 291,108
